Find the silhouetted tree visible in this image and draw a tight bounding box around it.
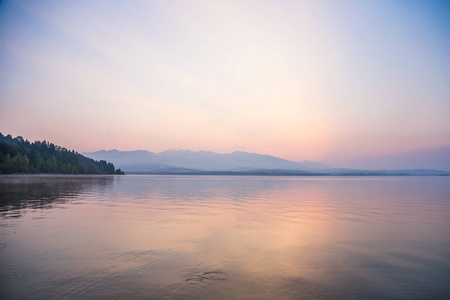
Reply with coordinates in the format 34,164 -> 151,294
0,132 -> 124,174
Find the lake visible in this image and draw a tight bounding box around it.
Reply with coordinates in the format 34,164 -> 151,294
1,175 -> 449,299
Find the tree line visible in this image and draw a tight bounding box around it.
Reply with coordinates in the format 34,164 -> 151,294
0,133 -> 124,174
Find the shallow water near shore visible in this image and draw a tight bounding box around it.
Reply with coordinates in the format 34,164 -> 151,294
1,175 -> 449,299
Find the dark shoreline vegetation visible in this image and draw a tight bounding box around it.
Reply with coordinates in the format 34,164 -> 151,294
0,133 -> 124,175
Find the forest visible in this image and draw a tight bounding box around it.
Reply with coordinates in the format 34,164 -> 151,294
0,133 -> 124,174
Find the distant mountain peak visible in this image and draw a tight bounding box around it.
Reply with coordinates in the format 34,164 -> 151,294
83,148 -> 308,172
81,148 -> 449,175
95,149 -> 122,153
160,148 -> 193,154
296,160 -> 329,169
231,150 -> 245,154
230,150 -> 256,155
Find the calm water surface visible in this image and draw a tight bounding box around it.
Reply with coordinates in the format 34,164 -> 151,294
0,175 -> 449,299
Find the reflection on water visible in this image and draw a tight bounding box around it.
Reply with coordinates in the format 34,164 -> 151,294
0,175 -> 114,218
0,175 -> 449,299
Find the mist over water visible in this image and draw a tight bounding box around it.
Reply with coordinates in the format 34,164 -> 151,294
1,175 -> 449,299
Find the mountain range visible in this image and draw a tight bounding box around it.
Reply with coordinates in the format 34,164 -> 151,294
83,149 -> 450,176
83,149 -> 321,172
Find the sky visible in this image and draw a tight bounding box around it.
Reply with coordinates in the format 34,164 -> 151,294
1,0 -> 449,169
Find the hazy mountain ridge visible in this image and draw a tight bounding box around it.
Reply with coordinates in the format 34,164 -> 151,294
84,149 -> 311,172
295,160 -> 329,169
83,149 -> 450,175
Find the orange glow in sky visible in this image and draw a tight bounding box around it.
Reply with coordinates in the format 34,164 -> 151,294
1,1 -> 449,167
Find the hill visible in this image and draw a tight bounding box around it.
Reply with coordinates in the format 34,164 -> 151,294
0,133 -> 124,174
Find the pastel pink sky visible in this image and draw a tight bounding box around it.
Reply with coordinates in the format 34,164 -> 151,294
1,0 -> 449,167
